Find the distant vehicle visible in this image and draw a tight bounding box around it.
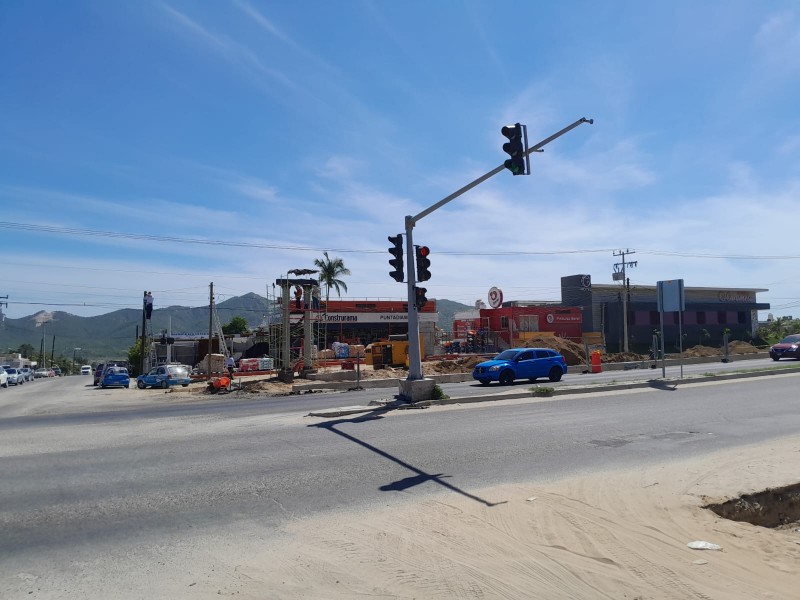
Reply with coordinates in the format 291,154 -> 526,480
52,367 -> 62,377
100,366 -> 130,389
472,347 -> 568,386
81,365 -> 92,375
34,368 -> 50,378
136,364 -> 191,389
20,367 -> 34,381
769,334 -> 800,361
5,367 -> 25,386
0,367 -> 7,388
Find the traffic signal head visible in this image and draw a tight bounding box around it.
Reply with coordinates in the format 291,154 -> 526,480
415,245 -> 431,282
388,234 -> 404,282
501,123 -> 526,175
414,286 -> 428,310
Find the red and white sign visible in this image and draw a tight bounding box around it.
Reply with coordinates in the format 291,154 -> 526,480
488,287 -> 503,308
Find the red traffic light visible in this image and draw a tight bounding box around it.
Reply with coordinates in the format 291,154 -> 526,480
417,245 -> 430,257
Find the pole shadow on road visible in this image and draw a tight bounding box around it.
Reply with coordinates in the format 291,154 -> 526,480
647,379 -> 678,391
309,412 -> 505,507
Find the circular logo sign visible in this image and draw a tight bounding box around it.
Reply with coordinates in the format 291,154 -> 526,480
488,287 -> 503,308
546,313 -> 555,324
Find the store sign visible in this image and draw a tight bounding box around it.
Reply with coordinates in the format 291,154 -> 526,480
718,291 -> 754,303
291,312 -> 437,324
546,313 -> 582,323
488,287 -> 503,308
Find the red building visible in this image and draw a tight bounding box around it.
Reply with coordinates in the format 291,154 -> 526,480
454,305 -> 583,350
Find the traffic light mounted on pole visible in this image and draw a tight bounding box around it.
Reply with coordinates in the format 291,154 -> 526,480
501,123 -> 530,175
388,234 -> 404,282
415,245 -> 431,282
414,286 -> 428,309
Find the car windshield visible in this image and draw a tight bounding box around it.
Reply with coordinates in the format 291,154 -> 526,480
779,334 -> 800,344
494,350 -> 520,361
168,366 -> 188,376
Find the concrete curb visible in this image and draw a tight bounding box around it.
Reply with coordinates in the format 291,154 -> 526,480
305,366 -> 800,418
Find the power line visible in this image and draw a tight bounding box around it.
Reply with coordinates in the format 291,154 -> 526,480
5,220 -> 800,260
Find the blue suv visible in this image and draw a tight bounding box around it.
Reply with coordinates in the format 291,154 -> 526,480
473,348 -> 568,386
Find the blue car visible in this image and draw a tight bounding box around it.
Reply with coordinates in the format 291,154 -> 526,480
101,366 -> 130,389
472,348 -> 568,386
136,364 -> 191,389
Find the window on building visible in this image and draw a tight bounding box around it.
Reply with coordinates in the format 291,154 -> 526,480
355,303 -> 377,310
500,316 -> 509,328
697,311 -> 706,325
738,311 -> 747,324
650,311 -> 660,326
718,311 -> 727,324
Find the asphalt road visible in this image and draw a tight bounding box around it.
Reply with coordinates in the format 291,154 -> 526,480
1,369 -> 799,597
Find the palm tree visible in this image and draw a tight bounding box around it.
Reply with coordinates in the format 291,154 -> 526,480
313,252 -> 351,304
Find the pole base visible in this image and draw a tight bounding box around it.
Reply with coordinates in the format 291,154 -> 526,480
398,378 -> 435,403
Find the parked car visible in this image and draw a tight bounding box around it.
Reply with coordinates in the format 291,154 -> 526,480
136,364 -> 192,389
20,367 -> 34,381
769,334 -> 800,361
0,367 -> 7,388
80,365 -> 92,375
34,368 -> 50,378
5,367 -> 25,386
100,366 -> 130,389
472,347 -> 568,385
52,367 -> 62,377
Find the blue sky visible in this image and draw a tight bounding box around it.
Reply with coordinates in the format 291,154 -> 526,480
1,1 -> 799,321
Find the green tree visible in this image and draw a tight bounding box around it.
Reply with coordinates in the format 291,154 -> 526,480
222,316 -> 249,335
17,343 -> 35,358
313,251 -> 351,303
127,339 -> 143,377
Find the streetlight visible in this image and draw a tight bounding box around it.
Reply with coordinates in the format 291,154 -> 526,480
73,348 -> 81,376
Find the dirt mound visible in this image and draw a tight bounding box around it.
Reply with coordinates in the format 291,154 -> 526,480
519,336 -> 587,366
728,340 -> 760,354
682,345 -> 721,358
425,356 -> 485,374
602,352 -> 649,363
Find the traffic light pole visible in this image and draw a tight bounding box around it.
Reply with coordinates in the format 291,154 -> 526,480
403,117 -> 593,383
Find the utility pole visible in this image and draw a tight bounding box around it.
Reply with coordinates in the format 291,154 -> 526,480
207,282 -> 214,380
397,117 -> 594,401
613,249 -> 637,353
140,291 -> 147,376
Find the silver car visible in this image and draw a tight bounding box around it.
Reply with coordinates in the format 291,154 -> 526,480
5,367 -> 25,385
20,367 -> 34,382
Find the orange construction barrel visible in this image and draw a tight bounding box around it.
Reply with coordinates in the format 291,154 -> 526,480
591,351 -> 602,373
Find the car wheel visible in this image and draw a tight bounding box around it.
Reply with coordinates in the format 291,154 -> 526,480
137,380 -> 145,389
478,379 -> 490,386
771,356 -> 780,361
160,380 -> 168,389
548,367 -> 563,382
125,384 -> 130,388
499,370 -> 514,386
182,384 -> 189,387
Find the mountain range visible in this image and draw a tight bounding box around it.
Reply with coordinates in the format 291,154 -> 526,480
0,294 -> 471,362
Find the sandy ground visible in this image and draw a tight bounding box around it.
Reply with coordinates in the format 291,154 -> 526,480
237,436 -> 800,599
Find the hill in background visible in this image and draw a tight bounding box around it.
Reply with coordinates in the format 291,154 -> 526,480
0,294 -> 469,362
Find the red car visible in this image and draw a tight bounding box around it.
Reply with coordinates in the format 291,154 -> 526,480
769,334 -> 800,361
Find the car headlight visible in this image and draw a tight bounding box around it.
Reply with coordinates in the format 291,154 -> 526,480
792,345 -> 799,350
489,365 -> 500,371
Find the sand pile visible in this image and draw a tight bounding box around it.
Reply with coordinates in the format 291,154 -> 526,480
520,335 -> 587,366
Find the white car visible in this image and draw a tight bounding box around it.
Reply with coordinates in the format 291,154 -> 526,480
0,367 -> 7,388
20,367 -> 34,381
80,365 -> 92,375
